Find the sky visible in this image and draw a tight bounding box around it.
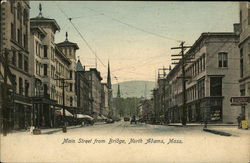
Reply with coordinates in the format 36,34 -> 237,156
30,1 -> 239,84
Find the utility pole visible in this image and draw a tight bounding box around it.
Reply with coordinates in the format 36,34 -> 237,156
55,78 -> 71,133
157,66 -> 171,124
171,41 -> 192,126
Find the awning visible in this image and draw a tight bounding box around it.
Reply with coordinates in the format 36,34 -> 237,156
55,109 -> 74,117
76,114 -> 94,120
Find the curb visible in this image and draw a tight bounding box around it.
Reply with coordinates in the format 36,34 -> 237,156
203,128 -> 232,136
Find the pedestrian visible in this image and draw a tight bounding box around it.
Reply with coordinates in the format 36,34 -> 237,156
237,115 -> 241,129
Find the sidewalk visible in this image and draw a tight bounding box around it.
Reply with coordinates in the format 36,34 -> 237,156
168,123 -> 237,127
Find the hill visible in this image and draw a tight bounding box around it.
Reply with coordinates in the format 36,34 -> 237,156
112,80 -> 155,99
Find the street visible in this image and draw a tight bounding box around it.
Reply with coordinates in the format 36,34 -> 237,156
1,121 -> 250,163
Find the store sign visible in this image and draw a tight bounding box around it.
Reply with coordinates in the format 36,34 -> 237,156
230,97 -> 250,105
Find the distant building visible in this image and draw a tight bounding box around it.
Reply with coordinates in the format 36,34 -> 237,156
75,60 -> 90,114
101,83 -> 109,117
164,32 -> 240,124
85,68 -> 102,119
239,2 -> 250,126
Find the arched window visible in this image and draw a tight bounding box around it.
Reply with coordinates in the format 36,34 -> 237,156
23,9 -> 28,25
10,1 -> 14,14
17,3 -> 21,20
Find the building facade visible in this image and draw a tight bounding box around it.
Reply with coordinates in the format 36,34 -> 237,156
75,60 -> 90,114
239,2 -> 250,126
164,32 -> 241,124
1,0 -> 32,129
85,68 -> 102,119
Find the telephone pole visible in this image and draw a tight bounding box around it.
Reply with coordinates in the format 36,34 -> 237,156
171,41 -> 192,126
55,78 -> 71,133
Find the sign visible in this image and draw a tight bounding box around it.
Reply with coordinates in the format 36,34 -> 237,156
230,97 -> 250,105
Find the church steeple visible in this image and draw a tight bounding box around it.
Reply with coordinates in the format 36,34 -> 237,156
107,61 -> 112,89
117,84 -> 121,98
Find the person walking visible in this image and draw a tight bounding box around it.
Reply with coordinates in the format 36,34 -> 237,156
237,115 -> 241,129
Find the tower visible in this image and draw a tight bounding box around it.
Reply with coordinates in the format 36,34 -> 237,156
107,61 -> 112,90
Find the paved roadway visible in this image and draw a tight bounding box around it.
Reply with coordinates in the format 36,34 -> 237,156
1,121 -> 250,163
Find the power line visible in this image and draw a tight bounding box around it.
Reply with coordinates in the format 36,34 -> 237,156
56,4 -> 120,81
85,7 -> 182,43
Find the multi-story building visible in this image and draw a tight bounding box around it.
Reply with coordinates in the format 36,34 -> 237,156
85,68 -> 102,119
30,4 -> 78,128
239,2 -> 250,126
75,60 -> 90,114
101,83 -> 109,117
56,32 -> 78,108
165,31 -> 240,124
1,0 -> 32,129
29,4 -> 60,128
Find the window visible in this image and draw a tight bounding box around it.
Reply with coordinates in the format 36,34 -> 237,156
70,83 -> 73,91
17,29 -> 21,45
19,77 -> 23,95
198,79 -> 205,99
210,77 -> 222,96
240,48 -> 244,78
10,1 -> 14,13
44,84 -> 48,96
17,3 -> 21,20
36,41 -> 39,56
218,52 -> 228,68
24,34 -> 27,50
24,56 -> 28,72
12,50 -> 16,66
202,55 -> 205,70
23,9 -> 28,25
70,97 -> 73,106
11,23 -> 15,40
25,80 -> 29,96
36,60 -> 39,75
44,45 -> 48,58
44,64 -> 48,76
13,75 -> 16,91
70,70 -> 73,79
18,53 -> 23,69
248,8 -> 250,25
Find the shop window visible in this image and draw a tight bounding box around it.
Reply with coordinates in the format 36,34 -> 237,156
210,106 -> 222,121
210,77 -> 222,96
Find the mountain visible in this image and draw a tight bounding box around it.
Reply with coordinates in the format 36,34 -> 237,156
112,80 -> 155,98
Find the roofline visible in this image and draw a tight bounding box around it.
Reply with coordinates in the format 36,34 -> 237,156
56,42 -> 79,50
30,19 -> 60,31
30,26 -> 47,37
88,68 -> 103,81
166,32 -> 238,81
55,46 -> 71,65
